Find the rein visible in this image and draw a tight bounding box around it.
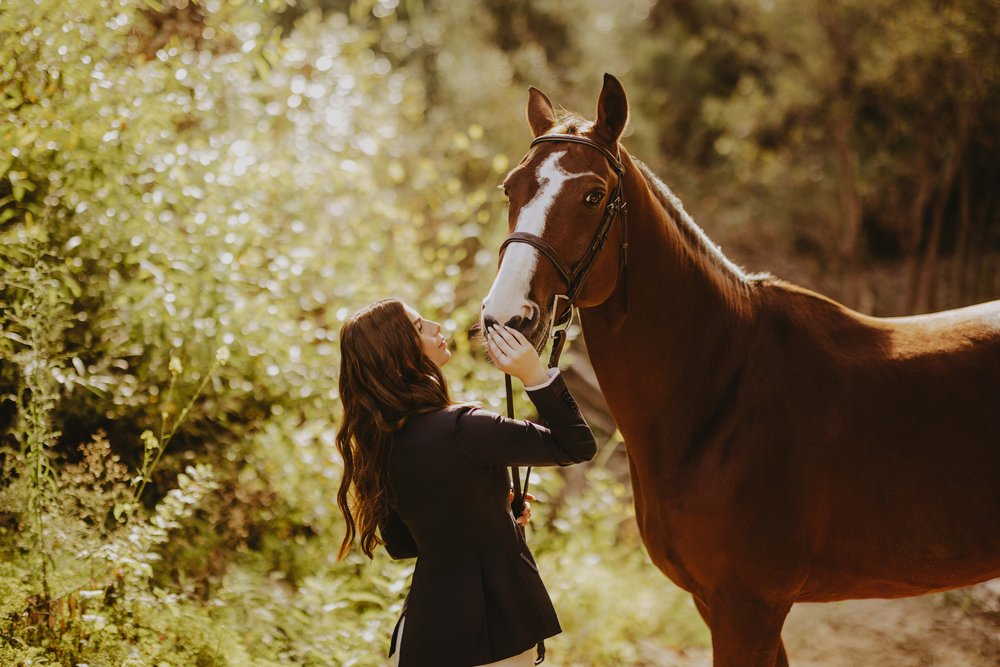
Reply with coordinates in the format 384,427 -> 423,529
501,133 -> 629,520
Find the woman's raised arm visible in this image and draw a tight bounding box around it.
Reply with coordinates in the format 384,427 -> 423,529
455,370 -> 597,467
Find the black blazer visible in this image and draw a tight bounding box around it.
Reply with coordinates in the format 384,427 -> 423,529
382,371 -> 597,666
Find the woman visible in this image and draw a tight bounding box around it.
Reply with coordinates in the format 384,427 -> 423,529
336,298 -> 597,667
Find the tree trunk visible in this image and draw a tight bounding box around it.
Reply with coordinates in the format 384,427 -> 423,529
903,147 -> 933,314
913,111 -> 970,312
949,166 -> 970,306
817,5 -> 864,309
916,194 -> 947,313
833,101 -> 864,309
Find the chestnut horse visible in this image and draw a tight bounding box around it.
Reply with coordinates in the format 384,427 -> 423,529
481,74 -> 1000,666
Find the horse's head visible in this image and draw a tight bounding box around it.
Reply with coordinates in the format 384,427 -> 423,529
481,74 -> 630,350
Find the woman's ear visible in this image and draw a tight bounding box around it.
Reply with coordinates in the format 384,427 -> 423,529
594,73 -> 628,145
527,86 -> 556,138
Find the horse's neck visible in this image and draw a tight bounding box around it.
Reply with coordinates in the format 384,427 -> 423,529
581,152 -> 757,464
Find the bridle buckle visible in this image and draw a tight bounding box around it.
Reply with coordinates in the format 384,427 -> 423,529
549,293 -> 573,337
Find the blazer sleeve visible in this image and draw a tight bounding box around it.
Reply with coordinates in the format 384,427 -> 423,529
379,508 -> 418,560
456,371 -> 597,467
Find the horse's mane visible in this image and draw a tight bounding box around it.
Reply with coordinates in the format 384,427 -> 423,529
634,158 -> 768,287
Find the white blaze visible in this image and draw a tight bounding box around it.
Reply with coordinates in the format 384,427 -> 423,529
484,151 -> 592,326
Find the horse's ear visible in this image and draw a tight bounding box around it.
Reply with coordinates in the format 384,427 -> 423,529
594,73 -> 628,144
527,87 -> 556,138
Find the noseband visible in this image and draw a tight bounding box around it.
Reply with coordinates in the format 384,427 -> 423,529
498,134 -> 629,352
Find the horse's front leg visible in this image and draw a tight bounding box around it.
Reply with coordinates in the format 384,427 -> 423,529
702,590 -> 791,667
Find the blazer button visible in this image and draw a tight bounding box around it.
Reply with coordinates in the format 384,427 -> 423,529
561,390 -> 578,410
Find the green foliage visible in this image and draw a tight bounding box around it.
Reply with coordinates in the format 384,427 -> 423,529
528,462 -> 710,665
0,431 -> 220,665
2,0 -> 548,663
0,237 -> 69,600
635,0 -> 1000,311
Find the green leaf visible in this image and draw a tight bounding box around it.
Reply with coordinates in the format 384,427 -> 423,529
18,129 -> 38,147
63,275 -> 81,298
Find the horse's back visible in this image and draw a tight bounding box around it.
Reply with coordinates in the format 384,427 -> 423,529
878,298 -> 1000,329
756,284 -> 1000,458
874,298 -> 1000,362
757,284 -> 1000,398
753,286 -> 1000,599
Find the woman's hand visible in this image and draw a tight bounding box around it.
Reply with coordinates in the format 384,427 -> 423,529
484,325 -> 549,387
508,491 -> 535,526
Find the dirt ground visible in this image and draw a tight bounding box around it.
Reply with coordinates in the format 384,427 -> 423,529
637,581 -> 1000,667
784,586 -> 1000,667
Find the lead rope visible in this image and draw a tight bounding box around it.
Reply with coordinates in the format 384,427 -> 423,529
506,372 -> 526,522
505,370 -> 543,665
507,321 -> 569,520
506,313 -> 571,666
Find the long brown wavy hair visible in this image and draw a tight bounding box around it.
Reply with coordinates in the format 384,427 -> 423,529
336,298 -> 452,559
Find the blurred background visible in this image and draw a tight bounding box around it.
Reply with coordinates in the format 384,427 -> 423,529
1,0 -> 998,664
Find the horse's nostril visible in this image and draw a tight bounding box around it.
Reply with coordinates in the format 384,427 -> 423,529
505,315 -> 525,331
483,315 -> 499,331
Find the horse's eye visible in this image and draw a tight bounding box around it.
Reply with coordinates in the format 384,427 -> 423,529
499,184 -> 509,199
584,190 -> 604,207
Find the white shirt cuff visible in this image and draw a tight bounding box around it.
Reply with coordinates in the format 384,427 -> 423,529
523,368 -> 560,391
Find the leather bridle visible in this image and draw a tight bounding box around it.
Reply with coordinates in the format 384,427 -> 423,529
496,134 -> 630,666
498,133 -> 629,365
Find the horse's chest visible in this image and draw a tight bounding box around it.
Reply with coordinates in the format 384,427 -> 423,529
626,462 -> 714,593
627,441 -> 783,595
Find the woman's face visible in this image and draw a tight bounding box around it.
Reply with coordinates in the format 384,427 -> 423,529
403,303 -> 451,368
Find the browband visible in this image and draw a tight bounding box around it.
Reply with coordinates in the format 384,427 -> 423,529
530,133 -> 624,175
